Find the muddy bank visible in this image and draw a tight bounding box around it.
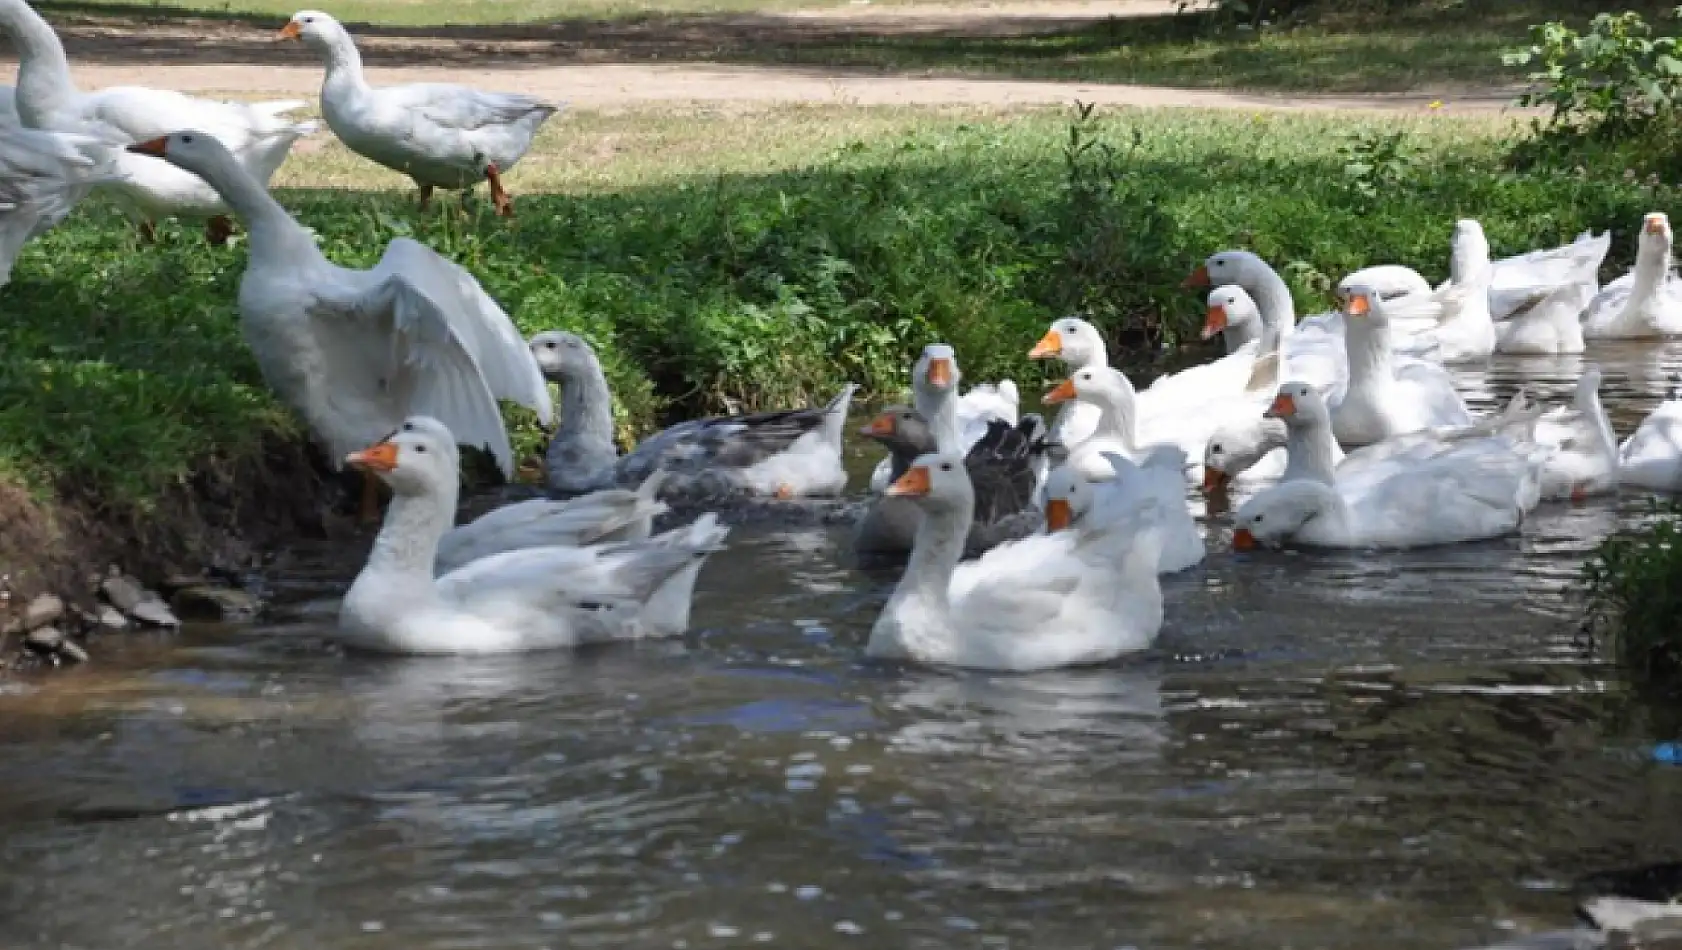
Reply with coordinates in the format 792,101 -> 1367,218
0,432 -> 339,671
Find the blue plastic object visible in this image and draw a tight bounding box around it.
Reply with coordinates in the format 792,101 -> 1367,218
1652,742 -> 1682,764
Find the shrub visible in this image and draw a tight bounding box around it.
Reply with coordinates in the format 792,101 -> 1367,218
1581,506 -> 1682,690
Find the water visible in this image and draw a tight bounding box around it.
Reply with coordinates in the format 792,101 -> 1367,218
5,346 -> 1682,950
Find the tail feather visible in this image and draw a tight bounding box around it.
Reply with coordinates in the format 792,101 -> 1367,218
820,383 -> 858,451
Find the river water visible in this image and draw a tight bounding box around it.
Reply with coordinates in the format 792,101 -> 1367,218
4,345 -> 1682,950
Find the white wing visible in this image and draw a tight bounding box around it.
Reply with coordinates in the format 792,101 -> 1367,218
369,239 -> 553,424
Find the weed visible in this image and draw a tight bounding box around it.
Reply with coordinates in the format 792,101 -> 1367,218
1581,504 -> 1682,691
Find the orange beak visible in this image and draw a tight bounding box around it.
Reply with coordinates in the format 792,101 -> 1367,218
1232,527 -> 1257,551
926,357 -> 953,389
1028,329 -> 1062,360
1044,498 -> 1073,531
276,20 -> 302,40
126,136 -> 169,157
1201,303 -> 1228,340
886,465 -> 931,498
345,440 -> 400,473
1202,466 -> 1229,494
1648,215 -> 1667,235
1182,264 -> 1211,289
1043,378 -> 1078,404
859,412 -> 897,438
1345,294 -> 1371,317
1266,393 -> 1296,418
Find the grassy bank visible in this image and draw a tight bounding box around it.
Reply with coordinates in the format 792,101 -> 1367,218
0,103 -> 1668,585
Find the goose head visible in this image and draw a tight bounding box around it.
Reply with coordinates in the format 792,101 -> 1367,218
1040,464 -> 1094,532
124,130 -> 237,178
1338,283 -> 1389,329
1642,212 -> 1673,263
1263,380 -> 1333,430
886,451 -> 973,516
345,416 -> 460,499
1232,481 -> 1329,551
913,343 -> 962,398
1184,250 -> 1266,290
277,9 -> 349,49
1042,365 -> 1134,415
1202,416 -> 1287,493
1029,316 -> 1106,368
1202,284 -> 1263,341
859,406 -> 935,456
527,330 -> 600,383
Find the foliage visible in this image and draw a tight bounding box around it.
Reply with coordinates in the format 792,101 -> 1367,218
1581,506 -> 1682,690
1337,128 -> 1418,209
0,106 -> 1667,533
1505,7 -> 1682,142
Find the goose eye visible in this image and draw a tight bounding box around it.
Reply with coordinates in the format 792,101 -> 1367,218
545,340 -> 557,349
1211,443 -> 1223,453
181,134 -> 194,144
415,445 -> 427,454
1254,514 -> 1264,523
402,423 -> 414,432
939,462 -> 953,472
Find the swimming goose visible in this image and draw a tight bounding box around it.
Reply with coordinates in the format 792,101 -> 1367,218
128,132 -> 552,520
528,329 -> 855,503
0,0 -> 314,242
1490,228 -> 1610,324
0,123 -> 119,286
338,417 -> 727,655
1028,316 -> 1111,446
435,467 -> 670,576
1523,365 -> 1619,501
1041,446 -> 1205,574
280,10 -> 559,215
1389,220 -> 1498,363
866,451 -> 1166,672
1330,285 -> 1472,447
1618,378 -> 1682,492
1233,385 -> 1544,550
854,406 -> 1049,556
1496,279 -> 1590,355
1581,213 -> 1682,339
867,344 -> 1020,492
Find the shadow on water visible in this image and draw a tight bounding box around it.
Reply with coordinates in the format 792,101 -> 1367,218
5,345 -> 1682,948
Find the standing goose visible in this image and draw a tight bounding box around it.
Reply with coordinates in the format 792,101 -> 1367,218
279,10 -> 560,216
528,329 -> 855,503
0,0 -> 314,243
0,123 -> 119,286
127,132 -> 552,518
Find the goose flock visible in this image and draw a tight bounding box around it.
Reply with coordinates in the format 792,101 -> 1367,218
4,2 -> 1682,673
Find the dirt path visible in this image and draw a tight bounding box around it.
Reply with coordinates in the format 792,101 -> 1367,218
1,0 -> 1525,113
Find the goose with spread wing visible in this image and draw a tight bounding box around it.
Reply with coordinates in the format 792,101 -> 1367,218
0,123 -> 119,286
127,131 -> 553,520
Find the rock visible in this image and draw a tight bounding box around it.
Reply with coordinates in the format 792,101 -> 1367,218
126,596 -> 180,629
161,573 -> 210,594
171,586 -> 259,623
24,625 -> 63,653
100,573 -> 147,613
94,605 -> 130,633
56,639 -> 89,664
23,594 -> 63,631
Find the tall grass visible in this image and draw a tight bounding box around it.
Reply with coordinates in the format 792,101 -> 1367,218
0,105 -> 1668,529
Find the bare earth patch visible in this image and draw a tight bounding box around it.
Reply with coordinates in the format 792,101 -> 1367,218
1,0 -> 1525,113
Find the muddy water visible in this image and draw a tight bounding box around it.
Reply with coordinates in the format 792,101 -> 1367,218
5,345 -> 1682,950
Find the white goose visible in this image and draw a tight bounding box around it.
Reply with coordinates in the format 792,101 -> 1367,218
529,329 -> 855,503
128,132 -> 552,518
1040,446 -> 1205,574
280,10 -> 559,215
1330,285 -> 1472,447
0,0 -> 314,241
866,451 -> 1166,672
867,343 -> 1019,492
1524,366 -> 1619,501
1233,384 -> 1545,551
1619,379 -> 1682,492
0,123 -> 118,286
1581,212 -> 1682,339
338,418 -> 727,655
1389,220 -> 1498,363
1040,366 -> 1206,571
1028,316 -> 1109,446
1489,228 -> 1610,323
1495,279 -> 1590,355
435,469 -> 670,576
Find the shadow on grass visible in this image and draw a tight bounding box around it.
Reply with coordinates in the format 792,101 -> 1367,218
29,0 -> 1680,92
0,107 -> 1664,520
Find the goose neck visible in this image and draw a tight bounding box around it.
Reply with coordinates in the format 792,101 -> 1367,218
874,501 -> 968,660
1633,238 -> 1672,298
318,30 -> 371,91
916,387 -> 963,454
1282,417 -> 1340,485
1343,316 -> 1393,392
1248,267 -> 1297,337
363,488 -> 454,579
559,358 -> 617,448
3,0 -> 78,124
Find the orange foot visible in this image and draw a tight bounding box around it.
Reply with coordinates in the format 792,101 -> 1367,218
1569,482 -> 1590,503
774,484 -> 795,500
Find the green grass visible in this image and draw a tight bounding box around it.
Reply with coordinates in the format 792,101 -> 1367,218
1,103 -> 1670,530
1582,506 -> 1682,692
